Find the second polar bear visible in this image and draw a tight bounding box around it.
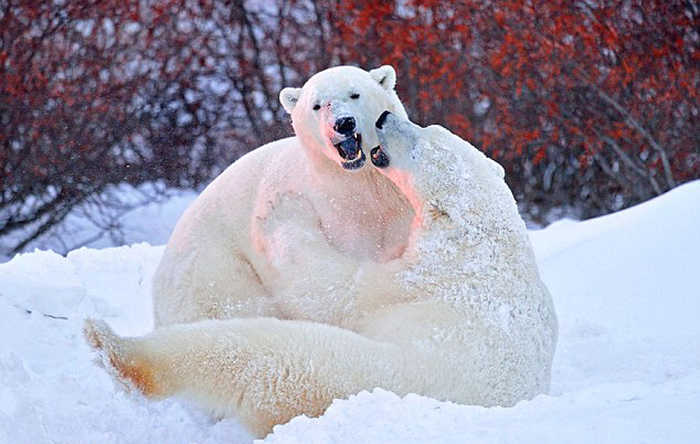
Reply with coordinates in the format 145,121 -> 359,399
84,111 -> 557,437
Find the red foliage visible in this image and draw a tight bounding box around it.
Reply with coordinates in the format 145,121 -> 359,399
332,0 -> 699,218
1,0 -> 698,253
0,0 -> 328,253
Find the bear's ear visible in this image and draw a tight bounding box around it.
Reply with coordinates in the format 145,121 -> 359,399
279,87 -> 301,114
369,65 -> 397,91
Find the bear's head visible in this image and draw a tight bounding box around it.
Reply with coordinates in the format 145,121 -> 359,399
279,65 -> 408,171
371,111 -> 507,219
372,110 -> 505,179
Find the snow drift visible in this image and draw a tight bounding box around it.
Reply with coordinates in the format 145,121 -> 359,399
1,180 -> 698,443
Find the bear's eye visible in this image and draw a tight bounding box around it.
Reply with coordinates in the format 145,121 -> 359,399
313,104 -> 321,111
350,93 -> 360,100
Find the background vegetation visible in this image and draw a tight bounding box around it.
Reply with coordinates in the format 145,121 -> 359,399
1,0 -> 698,255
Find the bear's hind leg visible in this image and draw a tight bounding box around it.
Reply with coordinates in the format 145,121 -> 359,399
83,317 -> 429,438
84,319 -> 172,397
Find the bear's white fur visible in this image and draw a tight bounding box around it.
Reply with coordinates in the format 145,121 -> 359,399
84,68 -> 557,438
150,65 -> 415,328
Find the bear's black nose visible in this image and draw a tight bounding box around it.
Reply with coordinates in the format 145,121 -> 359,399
334,116 -> 356,134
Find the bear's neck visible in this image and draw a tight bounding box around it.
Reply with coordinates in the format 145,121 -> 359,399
299,134 -> 344,174
297,136 -> 415,262
378,168 -> 426,230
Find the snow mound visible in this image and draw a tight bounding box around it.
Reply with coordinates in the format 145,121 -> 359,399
1,180 -> 699,443
264,381 -> 700,444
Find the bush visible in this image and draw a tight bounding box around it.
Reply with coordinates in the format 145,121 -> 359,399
1,0 -> 697,255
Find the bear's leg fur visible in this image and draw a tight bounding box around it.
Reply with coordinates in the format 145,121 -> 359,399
152,239 -> 278,326
84,317 -> 426,438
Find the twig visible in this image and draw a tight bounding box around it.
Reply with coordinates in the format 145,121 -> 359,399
574,69 -> 676,189
21,307 -> 69,321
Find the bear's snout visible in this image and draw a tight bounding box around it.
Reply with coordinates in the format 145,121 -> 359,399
334,116 -> 356,135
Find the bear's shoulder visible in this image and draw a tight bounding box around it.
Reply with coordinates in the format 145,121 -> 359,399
208,136 -> 301,186
424,125 -> 504,180
183,136 -> 304,219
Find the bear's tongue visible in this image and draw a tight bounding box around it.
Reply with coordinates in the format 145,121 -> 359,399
335,134 -> 361,160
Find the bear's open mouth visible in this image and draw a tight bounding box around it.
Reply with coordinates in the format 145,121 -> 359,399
340,149 -> 366,170
334,133 -> 365,170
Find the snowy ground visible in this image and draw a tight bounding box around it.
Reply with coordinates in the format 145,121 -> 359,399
1,180 -> 698,443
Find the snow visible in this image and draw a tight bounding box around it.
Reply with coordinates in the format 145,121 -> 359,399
1,180 -> 699,443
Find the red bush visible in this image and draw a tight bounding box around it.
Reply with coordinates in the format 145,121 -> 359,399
332,0 -> 699,219
1,0 -> 697,253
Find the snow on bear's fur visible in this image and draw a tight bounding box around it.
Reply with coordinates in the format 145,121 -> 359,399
371,111 -> 558,401
83,67 -> 557,438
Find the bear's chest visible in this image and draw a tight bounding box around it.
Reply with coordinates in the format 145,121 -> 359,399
315,193 -> 412,262
252,186 -> 412,265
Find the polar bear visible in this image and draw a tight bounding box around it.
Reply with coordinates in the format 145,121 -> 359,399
84,108 -> 557,437
150,65 -> 414,328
